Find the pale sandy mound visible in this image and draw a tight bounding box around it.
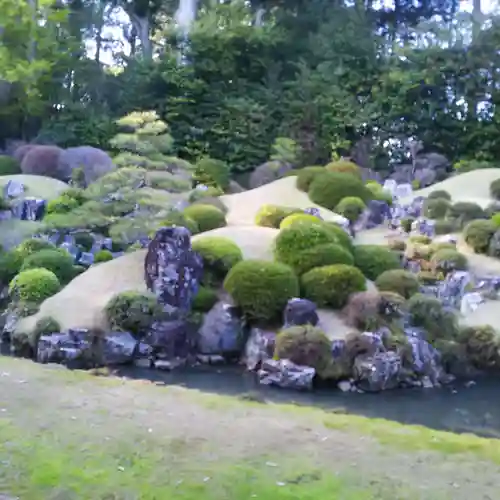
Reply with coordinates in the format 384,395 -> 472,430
402,169 -> 500,207
354,226 -> 395,246
220,176 -> 345,226
0,174 -> 68,200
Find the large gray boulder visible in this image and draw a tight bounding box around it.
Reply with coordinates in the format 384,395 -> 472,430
58,146 -> 115,185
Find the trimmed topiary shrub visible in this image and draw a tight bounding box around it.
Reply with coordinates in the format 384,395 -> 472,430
104,291 -> 162,338
0,156 -> 21,175
490,179 -> 500,200
423,198 -> 451,219
20,145 -> 65,179
374,269 -> 420,299
430,249 -> 467,275
73,232 -> 94,251
334,196 -> 367,222
274,221 -> 337,270
308,171 -> 371,212
427,190 -> 451,201
183,204 -> 226,233
323,222 -> 353,252
434,219 -> 458,235
193,157 -> 230,190
188,186 -> 224,202
463,219 -> 497,253
192,286 -> 219,313
428,241 -> 456,254
408,235 -> 432,245
369,187 -> 393,206
325,159 -> 361,179
301,264 -> 366,309
457,325 -> 500,370
447,201 -> 486,226
9,268 -> 61,304
295,166 -> 325,192
46,195 -> 80,216
21,248 -> 76,284
279,213 -> 322,229
352,245 -> 401,281
190,196 -> 228,214
95,250 -> 113,263
400,217 -> 415,233
254,204 -> 302,228
274,325 -> 333,378
223,260 -> 299,324
158,211 -> 199,235
291,243 -> 354,276
0,250 -> 24,285
192,236 -> 243,286
15,238 -> 57,260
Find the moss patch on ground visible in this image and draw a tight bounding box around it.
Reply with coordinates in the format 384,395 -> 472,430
0,174 -> 68,200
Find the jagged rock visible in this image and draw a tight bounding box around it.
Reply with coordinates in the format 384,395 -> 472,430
283,298 -> 319,327
144,226 -> 203,314
258,358 -> 315,391
366,199 -> 391,226
243,327 -> 276,370
11,197 -> 46,221
101,331 -> 138,365
353,351 -> 402,392
197,301 -> 244,355
3,180 -> 24,198
143,319 -> 197,361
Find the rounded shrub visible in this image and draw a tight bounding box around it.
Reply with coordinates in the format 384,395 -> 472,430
73,232 -> 94,251
192,236 -> 243,286
274,221 -> 337,270
387,239 -> 406,251
370,187 -> 393,206
158,211 -> 199,235
301,264 -> 366,309
190,196 -> 228,214
95,249 -> 113,263
193,157 -> 230,190
189,185 -> 224,202
21,249 -> 75,284
295,166 -> 325,192
430,249 -> 467,274
427,190 -> 451,201
105,291 -> 162,337
279,213 -> 322,229
223,260 -> 299,324
192,286 -> 219,313
323,222 -> 353,252
292,243 -> 354,276
15,238 -> 57,260
457,325 -> 500,370
0,250 -> 24,285
11,315 -> 61,358
353,245 -> 401,281
434,219 -> 458,235
463,219 -> 497,253
274,325 -> 333,377
485,201 -> 500,218
9,268 -> 61,304
374,269 -> 420,299
490,179 -> 500,200
447,202 -> 486,225
404,242 -> 432,261
0,156 -> 21,175
408,234 -> 432,245
308,171 -> 371,212
325,159 -> 361,179
423,198 -> 451,219
400,217 -> 415,233
428,241 -> 457,254
183,204 -> 226,233
334,196 -> 367,222
254,204 -> 301,228
46,195 -> 80,216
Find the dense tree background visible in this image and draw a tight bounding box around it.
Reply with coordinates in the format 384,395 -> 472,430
1,0 -> 498,176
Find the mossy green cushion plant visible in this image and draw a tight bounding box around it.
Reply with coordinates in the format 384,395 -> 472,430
46,195 -> 81,216
223,260 -> 299,324
193,157 -> 230,190
254,204 -> 302,228
335,196 -> 367,223
427,190 -> 451,201
183,204 -> 227,233
295,166 -> 325,192
94,250 -> 114,263
192,286 -> 219,313
290,243 -> 354,276
9,268 -> 61,304
325,159 -> 362,179
463,219 -> 497,253
158,211 -> 199,235
301,264 -> 366,309
192,236 -> 243,286
279,213 -> 322,229
430,249 -> 468,275
104,291 -> 162,338
457,325 -> 500,370
73,232 -> 94,251
447,202 -> 486,226
21,248 -> 76,284
308,171 -> 371,212
400,217 -> 415,233
322,222 -> 353,252
0,156 -> 21,175
423,198 -> 451,219
353,244 -> 401,281
374,269 -> 420,299
15,238 -> 57,260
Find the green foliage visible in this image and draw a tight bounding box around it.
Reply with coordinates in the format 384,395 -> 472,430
408,234 -> 431,245
270,137 -> 300,165
353,245 -> 401,281
322,222 -> 354,252
94,250 -> 113,263
254,204 -> 301,228
189,186 -> 224,202
104,291 -> 162,338
158,211 -> 199,235
21,248 -> 75,284
301,264 -> 366,309
182,204 -> 227,233
325,160 -> 361,179
223,260 -> 299,324
463,220 -> 497,253
447,202 -> 486,225
15,238 -> 56,260
73,232 -> 94,251
279,213 -> 322,229
295,166 -> 325,192
492,213 -> 500,227
0,156 -> 21,175
192,286 -> 219,313
46,195 -> 80,215
290,243 -> 354,276
490,179 -> 500,200
453,159 -> 497,173
374,269 -> 420,299
430,249 -> 468,274
400,217 -> 415,233
423,198 -> 451,219
427,190 -> 451,201
9,268 -> 61,304
457,325 -> 500,370
191,236 -> 243,286
334,196 -> 367,222
434,219 -> 458,235
193,157 -> 230,190
308,172 -> 371,212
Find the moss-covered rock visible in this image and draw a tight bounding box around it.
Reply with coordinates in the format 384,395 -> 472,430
279,213 -> 322,229
325,159 -> 362,179
94,250 -> 114,263
423,198 -> 451,219
192,286 -> 219,313
291,243 -> 354,276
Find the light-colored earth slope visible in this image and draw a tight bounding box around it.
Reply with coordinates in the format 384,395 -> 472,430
0,174 -> 68,200
220,176 -> 345,225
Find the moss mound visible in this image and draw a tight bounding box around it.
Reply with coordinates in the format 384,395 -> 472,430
423,198 -> 451,219
325,159 -> 361,179
183,204 -> 227,233
279,213 -> 322,229
374,269 -> 420,299
353,245 -> 401,281
192,287 -> 219,313
21,248 -> 76,284
9,268 -> 61,304
295,166 -> 325,192
0,156 -> 21,175
254,204 -> 302,228
335,196 -> 367,222
292,243 -> 354,276
430,249 -> 468,275
463,220 -> 497,253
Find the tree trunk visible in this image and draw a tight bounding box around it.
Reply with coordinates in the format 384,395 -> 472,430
128,12 -> 152,59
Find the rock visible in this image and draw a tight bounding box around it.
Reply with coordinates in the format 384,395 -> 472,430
258,358 -> 315,391
414,167 -> 436,187
11,197 -> 46,221
366,199 -> 391,226
101,331 -> 138,365
3,180 -> 24,198
144,226 -> 203,314
283,298 -> 319,327
196,354 -> 225,364
249,160 -> 292,189
337,380 -> 352,392
243,327 -> 276,370
353,351 -> 402,392
1,310 -> 19,343
154,358 -> 186,370
144,318 -> 197,361
303,207 -> 322,219
197,302 -> 244,355
488,229 -> 500,259
58,146 -> 115,186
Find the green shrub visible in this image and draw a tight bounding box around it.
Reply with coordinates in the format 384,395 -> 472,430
274,221 -> 337,270
21,249 -> 75,284
374,269 -> 420,299
104,291 -> 162,337
274,325 -> 333,378
190,196 -> 227,214
308,171 -> 371,212
485,201 -> 500,218
334,196 -> 367,222
0,250 -> 24,285
301,264 -> 366,309
158,211 -> 199,235
192,286 -> 219,313
60,187 -> 88,204
254,204 -> 301,228
428,241 -> 456,254
492,213 -> 500,227
430,249 -> 468,274
279,213 -> 322,229
188,186 -> 224,202
73,232 -> 94,251
192,236 -> 243,286
193,157 -> 230,190
325,160 -> 361,179
46,195 -> 80,215
223,260 -> 299,324
15,238 -> 57,260
353,245 -> 401,281
11,315 -> 61,358
447,201 -> 486,225
323,222 -> 353,252
427,190 -> 451,201
423,198 -> 451,218
9,268 -> 61,304
454,159 -> 496,173
291,243 -> 354,276
400,217 -> 415,233
0,156 -> 21,175
295,166 -> 325,192
457,325 -> 500,370
182,204 -> 226,233
95,250 -> 113,263
370,187 -> 393,206
71,265 -> 86,277
434,219 -> 458,235
463,219 -> 497,253
417,271 -> 440,285
490,179 -> 500,200
408,234 -> 432,245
